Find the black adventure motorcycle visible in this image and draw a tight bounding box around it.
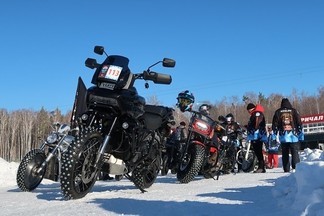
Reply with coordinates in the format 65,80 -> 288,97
60,46 -> 175,200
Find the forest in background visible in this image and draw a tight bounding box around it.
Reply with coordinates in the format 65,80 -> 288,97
1,87 -> 323,162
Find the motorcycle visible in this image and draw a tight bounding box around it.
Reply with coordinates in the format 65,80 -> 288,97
176,110 -> 222,183
60,45 -> 175,200
16,122 -> 75,191
211,115 -> 242,176
213,117 -> 257,178
213,131 -> 240,178
236,131 -> 258,172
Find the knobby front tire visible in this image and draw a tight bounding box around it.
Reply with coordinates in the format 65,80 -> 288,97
60,127 -> 102,200
16,149 -> 46,192
177,144 -> 205,184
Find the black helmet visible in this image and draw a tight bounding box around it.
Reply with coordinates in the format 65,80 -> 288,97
225,113 -> 234,123
177,90 -> 195,112
180,121 -> 186,126
199,104 -> 211,115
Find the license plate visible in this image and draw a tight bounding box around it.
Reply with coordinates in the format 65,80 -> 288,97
99,82 -> 115,90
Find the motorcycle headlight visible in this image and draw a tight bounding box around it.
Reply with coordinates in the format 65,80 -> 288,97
59,135 -> 74,153
46,133 -> 58,144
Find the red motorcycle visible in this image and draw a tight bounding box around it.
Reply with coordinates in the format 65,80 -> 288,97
176,108 -> 224,183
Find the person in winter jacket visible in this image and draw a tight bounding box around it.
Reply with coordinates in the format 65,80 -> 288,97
266,126 -> 280,168
246,103 -> 267,173
272,98 -> 304,172
225,113 -> 243,144
224,113 -> 243,172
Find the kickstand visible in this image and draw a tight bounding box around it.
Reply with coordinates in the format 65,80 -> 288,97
216,171 -> 221,180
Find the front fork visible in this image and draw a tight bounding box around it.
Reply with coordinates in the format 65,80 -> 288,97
94,117 -> 118,169
35,137 -> 66,175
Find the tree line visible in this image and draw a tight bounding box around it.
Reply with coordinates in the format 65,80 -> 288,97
1,87 -> 323,162
0,108 -> 71,162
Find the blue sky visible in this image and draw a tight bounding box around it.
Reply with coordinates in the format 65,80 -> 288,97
1,0 -> 324,114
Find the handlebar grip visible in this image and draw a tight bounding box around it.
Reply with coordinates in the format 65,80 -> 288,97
144,71 -> 172,84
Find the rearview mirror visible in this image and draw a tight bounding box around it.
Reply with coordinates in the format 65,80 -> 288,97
162,58 -> 176,68
94,46 -> 104,55
85,58 -> 99,69
218,115 -> 226,122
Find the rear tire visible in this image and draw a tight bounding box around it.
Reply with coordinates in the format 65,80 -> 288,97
132,134 -> 161,189
16,149 -> 46,192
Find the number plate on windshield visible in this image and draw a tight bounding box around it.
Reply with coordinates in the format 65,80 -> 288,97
98,65 -> 122,81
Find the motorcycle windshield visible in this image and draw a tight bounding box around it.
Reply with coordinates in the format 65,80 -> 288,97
92,55 -> 134,90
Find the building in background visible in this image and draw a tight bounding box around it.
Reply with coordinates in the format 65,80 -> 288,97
301,113 -> 324,149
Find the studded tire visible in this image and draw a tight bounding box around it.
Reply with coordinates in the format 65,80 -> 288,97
132,134 -> 161,189
177,144 -> 205,184
16,149 -> 46,192
60,127 -> 102,200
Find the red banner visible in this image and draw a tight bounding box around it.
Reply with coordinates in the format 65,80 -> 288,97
301,113 -> 324,124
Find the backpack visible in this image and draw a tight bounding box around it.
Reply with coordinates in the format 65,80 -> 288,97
267,139 -> 280,154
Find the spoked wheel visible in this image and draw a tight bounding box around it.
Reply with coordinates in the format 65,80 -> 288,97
16,149 -> 46,191
60,127 -> 102,200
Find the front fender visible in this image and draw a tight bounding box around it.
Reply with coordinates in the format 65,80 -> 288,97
191,140 -> 205,147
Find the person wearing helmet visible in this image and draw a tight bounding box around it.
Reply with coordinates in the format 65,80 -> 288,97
199,104 -> 211,116
177,90 -> 195,112
225,113 -> 242,141
224,113 -> 243,172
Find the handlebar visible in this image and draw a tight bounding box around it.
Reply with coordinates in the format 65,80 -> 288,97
143,71 -> 172,84
135,71 -> 172,85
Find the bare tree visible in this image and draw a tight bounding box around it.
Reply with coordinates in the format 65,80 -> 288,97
146,95 -> 161,105
0,110 -> 10,161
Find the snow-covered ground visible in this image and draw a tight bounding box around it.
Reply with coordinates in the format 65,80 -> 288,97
0,148 -> 323,216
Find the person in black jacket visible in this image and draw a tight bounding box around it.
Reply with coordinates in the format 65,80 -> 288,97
174,121 -> 188,145
168,121 -> 188,173
272,98 -> 304,173
246,103 -> 267,173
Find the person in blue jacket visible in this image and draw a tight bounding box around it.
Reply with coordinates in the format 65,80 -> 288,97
271,98 -> 304,173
